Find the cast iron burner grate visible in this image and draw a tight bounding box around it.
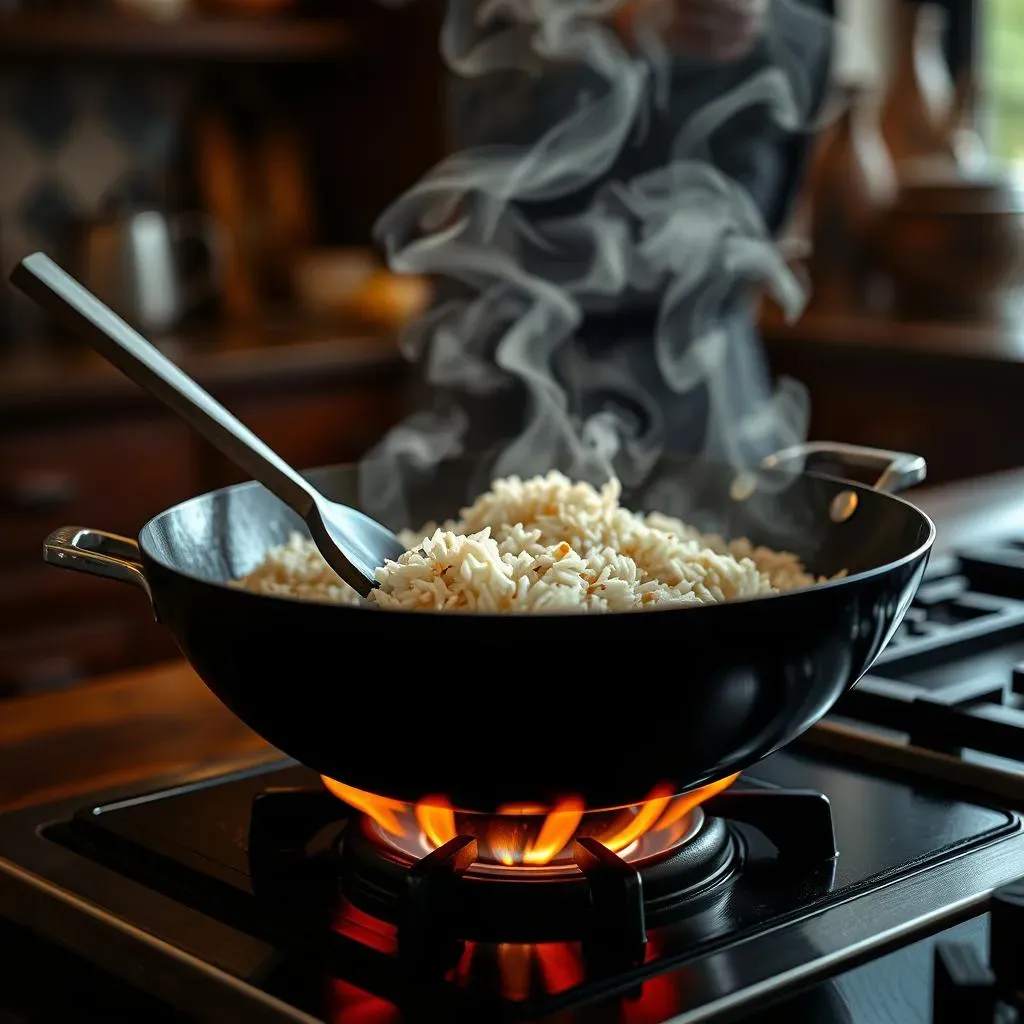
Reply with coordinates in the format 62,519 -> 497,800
249,785 -> 837,970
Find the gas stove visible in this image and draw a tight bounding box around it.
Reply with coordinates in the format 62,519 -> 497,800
2,542 -> 1024,1024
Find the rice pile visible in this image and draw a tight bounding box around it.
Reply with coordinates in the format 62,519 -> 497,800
235,471 -> 836,613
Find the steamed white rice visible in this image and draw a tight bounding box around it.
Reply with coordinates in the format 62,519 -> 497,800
234,471 -> 838,613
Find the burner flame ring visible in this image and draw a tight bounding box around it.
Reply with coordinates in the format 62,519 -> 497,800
338,806 -> 741,941
323,775 -> 739,874
364,806 -> 708,878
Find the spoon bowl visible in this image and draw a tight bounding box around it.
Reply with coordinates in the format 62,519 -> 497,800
308,499 -> 407,594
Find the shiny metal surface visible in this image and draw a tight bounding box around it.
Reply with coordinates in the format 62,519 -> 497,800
12,253 -> 404,597
760,441 -> 929,495
42,526 -> 151,601
72,207 -> 223,336
0,748 -> 1020,1024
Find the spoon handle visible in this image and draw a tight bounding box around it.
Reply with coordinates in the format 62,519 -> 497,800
11,253 -> 318,519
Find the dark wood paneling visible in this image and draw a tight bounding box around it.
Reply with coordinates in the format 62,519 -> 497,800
0,616 -> 179,698
197,382 -> 407,488
0,417 -> 195,563
0,340 -> 409,696
762,302 -> 1024,487
767,340 -> 1024,485
0,13 -> 364,62
315,1 -> 446,245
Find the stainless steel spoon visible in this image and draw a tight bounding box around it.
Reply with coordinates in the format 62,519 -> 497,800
11,252 -> 405,598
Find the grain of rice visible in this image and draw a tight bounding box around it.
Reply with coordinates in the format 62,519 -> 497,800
234,471 -> 840,613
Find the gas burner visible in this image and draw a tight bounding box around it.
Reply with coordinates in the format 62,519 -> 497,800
318,774 -> 746,944
359,802 -> 707,878
246,777 -> 838,963
341,803 -> 737,944
320,774 -> 738,875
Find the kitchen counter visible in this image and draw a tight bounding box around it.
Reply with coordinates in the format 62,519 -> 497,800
0,660 -> 274,813
2,466 -> 1023,814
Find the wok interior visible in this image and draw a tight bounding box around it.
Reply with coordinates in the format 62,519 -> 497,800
140,456 -> 933,591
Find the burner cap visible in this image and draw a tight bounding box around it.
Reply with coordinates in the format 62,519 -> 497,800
340,809 -> 739,942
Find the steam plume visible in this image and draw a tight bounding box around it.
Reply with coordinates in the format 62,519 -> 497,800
361,0 -> 836,526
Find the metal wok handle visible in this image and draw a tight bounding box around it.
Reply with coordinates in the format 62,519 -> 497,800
43,526 -> 151,601
760,442 -> 927,494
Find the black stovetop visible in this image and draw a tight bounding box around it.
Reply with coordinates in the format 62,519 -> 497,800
3,541 -> 1024,1024
30,751 -> 1016,1023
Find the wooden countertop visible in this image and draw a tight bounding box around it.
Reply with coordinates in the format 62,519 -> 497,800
2,467 -> 1024,814
0,660 -> 275,812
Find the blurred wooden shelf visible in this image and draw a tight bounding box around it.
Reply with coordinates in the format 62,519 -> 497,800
759,295 -> 1024,488
0,12 -> 365,61
0,325 -> 411,696
0,321 -> 404,420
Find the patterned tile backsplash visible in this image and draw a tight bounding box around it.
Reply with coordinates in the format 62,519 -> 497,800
0,68 -> 190,295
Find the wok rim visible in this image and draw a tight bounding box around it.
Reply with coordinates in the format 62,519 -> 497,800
137,465 -> 937,620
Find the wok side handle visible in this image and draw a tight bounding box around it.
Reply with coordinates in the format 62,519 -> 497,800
760,442 -> 927,494
43,526 -> 152,602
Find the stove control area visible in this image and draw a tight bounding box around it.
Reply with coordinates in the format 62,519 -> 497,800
833,540 -> 1024,769
824,537 -> 1024,1024
933,880 -> 1024,1024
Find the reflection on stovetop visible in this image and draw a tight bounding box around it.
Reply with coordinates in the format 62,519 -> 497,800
0,908 -> 994,1024
48,765 -> 832,1010
39,748 -> 1020,1024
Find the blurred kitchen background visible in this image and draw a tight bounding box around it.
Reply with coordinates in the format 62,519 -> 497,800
0,0 -> 1019,694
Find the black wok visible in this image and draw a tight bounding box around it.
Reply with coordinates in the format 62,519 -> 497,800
43,441 -> 934,812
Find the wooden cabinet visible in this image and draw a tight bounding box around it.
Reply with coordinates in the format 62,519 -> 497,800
761,303 -> 1024,487
0,334 -> 408,695
0,417 -> 194,563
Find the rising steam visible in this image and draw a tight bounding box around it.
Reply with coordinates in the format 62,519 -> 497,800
361,0 -> 836,526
